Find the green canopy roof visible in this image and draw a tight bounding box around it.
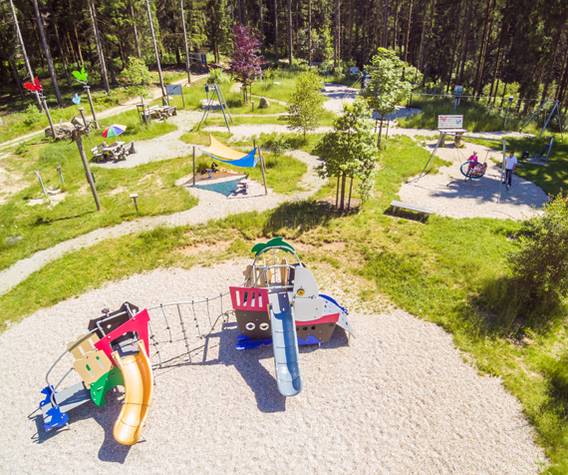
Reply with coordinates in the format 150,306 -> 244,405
251,237 -> 296,256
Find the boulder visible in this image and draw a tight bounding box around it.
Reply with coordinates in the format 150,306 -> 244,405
258,97 -> 270,109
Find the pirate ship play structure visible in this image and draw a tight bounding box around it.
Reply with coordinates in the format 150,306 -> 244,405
230,237 -> 353,396
36,238 -> 352,445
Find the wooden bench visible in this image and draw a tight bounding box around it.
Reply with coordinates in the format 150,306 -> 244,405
387,200 -> 433,221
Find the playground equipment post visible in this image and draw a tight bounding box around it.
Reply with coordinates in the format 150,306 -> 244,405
192,146 -> 196,186
254,140 -> 268,195
180,0 -> 192,84
74,132 -> 101,211
145,0 -> 168,105
84,85 -> 99,129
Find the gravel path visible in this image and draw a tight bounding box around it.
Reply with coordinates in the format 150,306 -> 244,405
0,76 -> 207,152
0,151 -> 324,296
93,111 -> 203,169
0,262 -> 546,473
398,140 -> 548,219
205,124 -> 333,138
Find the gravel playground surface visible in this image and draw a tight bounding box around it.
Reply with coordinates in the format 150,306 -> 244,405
0,262 -> 546,473
398,140 -> 548,220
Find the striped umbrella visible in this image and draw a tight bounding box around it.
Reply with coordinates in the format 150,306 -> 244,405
102,124 -> 127,138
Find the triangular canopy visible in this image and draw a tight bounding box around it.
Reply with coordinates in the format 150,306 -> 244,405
200,135 -> 258,168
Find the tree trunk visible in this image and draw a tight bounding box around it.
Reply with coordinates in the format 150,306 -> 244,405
286,0 -> 293,65
180,0 -> 192,83
416,0 -> 429,71
334,0 -> 341,68
146,0 -> 167,102
382,0 -> 389,48
307,0 -> 312,65
131,2 -> 142,57
473,0 -> 494,96
404,0 -> 413,62
73,25 -> 85,66
347,175 -> 354,210
88,0 -> 110,92
75,133 -> 101,211
52,20 -> 72,84
8,56 -> 25,98
377,116 -> 384,146
273,0 -> 279,58
339,172 -> 346,210
9,0 -> 43,109
335,175 -> 340,208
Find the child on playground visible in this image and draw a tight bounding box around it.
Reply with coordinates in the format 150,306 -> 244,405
467,151 -> 479,171
503,151 -> 518,189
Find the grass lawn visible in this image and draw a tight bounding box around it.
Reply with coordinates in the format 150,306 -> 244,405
466,133 -> 568,195
399,96 -> 540,133
180,129 -> 307,194
0,84 -> 151,144
1,133 -> 567,469
0,69 -> 205,145
0,110 -> 196,270
167,77 -> 288,115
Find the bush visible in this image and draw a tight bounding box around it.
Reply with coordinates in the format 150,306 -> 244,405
482,193 -> 568,331
546,350 -> 568,418
287,70 -> 324,137
258,132 -> 306,153
22,104 -> 43,126
208,68 -> 230,84
118,57 -> 152,86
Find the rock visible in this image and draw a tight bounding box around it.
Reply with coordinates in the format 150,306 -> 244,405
5,235 -> 22,246
258,97 -> 270,109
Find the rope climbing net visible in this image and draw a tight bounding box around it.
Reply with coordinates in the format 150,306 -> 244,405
147,292 -> 233,370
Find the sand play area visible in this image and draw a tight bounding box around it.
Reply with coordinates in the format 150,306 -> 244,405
0,262 -> 546,473
399,140 -> 548,220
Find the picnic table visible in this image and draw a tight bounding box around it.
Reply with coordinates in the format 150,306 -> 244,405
91,141 -> 135,163
137,104 -> 177,123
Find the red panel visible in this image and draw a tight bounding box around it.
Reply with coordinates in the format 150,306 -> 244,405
296,313 -> 339,326
94,308 -> 150,363
230,286 -> 269,312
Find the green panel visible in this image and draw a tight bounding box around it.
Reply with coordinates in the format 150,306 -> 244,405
89,367 -> 124,407
251,237 -> 296,256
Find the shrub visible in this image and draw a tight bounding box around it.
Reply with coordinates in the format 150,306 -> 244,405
287,70 -> 324,137
546,349 -> 568,418
118,57 -> 152,86
22,104 -> 43,126
511,193 -> 568,306
482,193 -> 568,331
258,132 -> 306,153
207,68 -> 230,84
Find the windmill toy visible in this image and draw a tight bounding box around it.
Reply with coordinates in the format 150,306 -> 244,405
72,66 -> 99,129
23,76 -> 55,137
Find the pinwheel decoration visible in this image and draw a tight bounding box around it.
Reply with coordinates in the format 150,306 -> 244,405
72,66 -> 88,84
23,76 -> 43,93
102,124 -> 127,138
72,93 -> 81,105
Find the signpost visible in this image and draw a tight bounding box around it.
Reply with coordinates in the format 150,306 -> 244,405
166,83 -> 185,108
438,114 -> 464,130
438,115 -> 466,148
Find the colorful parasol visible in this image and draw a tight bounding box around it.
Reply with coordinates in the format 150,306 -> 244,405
102,124 -> 127,138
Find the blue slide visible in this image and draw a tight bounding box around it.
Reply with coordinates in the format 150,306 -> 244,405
268,290 -> 302,397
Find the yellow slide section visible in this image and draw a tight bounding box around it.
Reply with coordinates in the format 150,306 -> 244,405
111,340 -> 153,446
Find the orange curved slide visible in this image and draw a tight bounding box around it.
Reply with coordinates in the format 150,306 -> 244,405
111,340 -> 153,446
